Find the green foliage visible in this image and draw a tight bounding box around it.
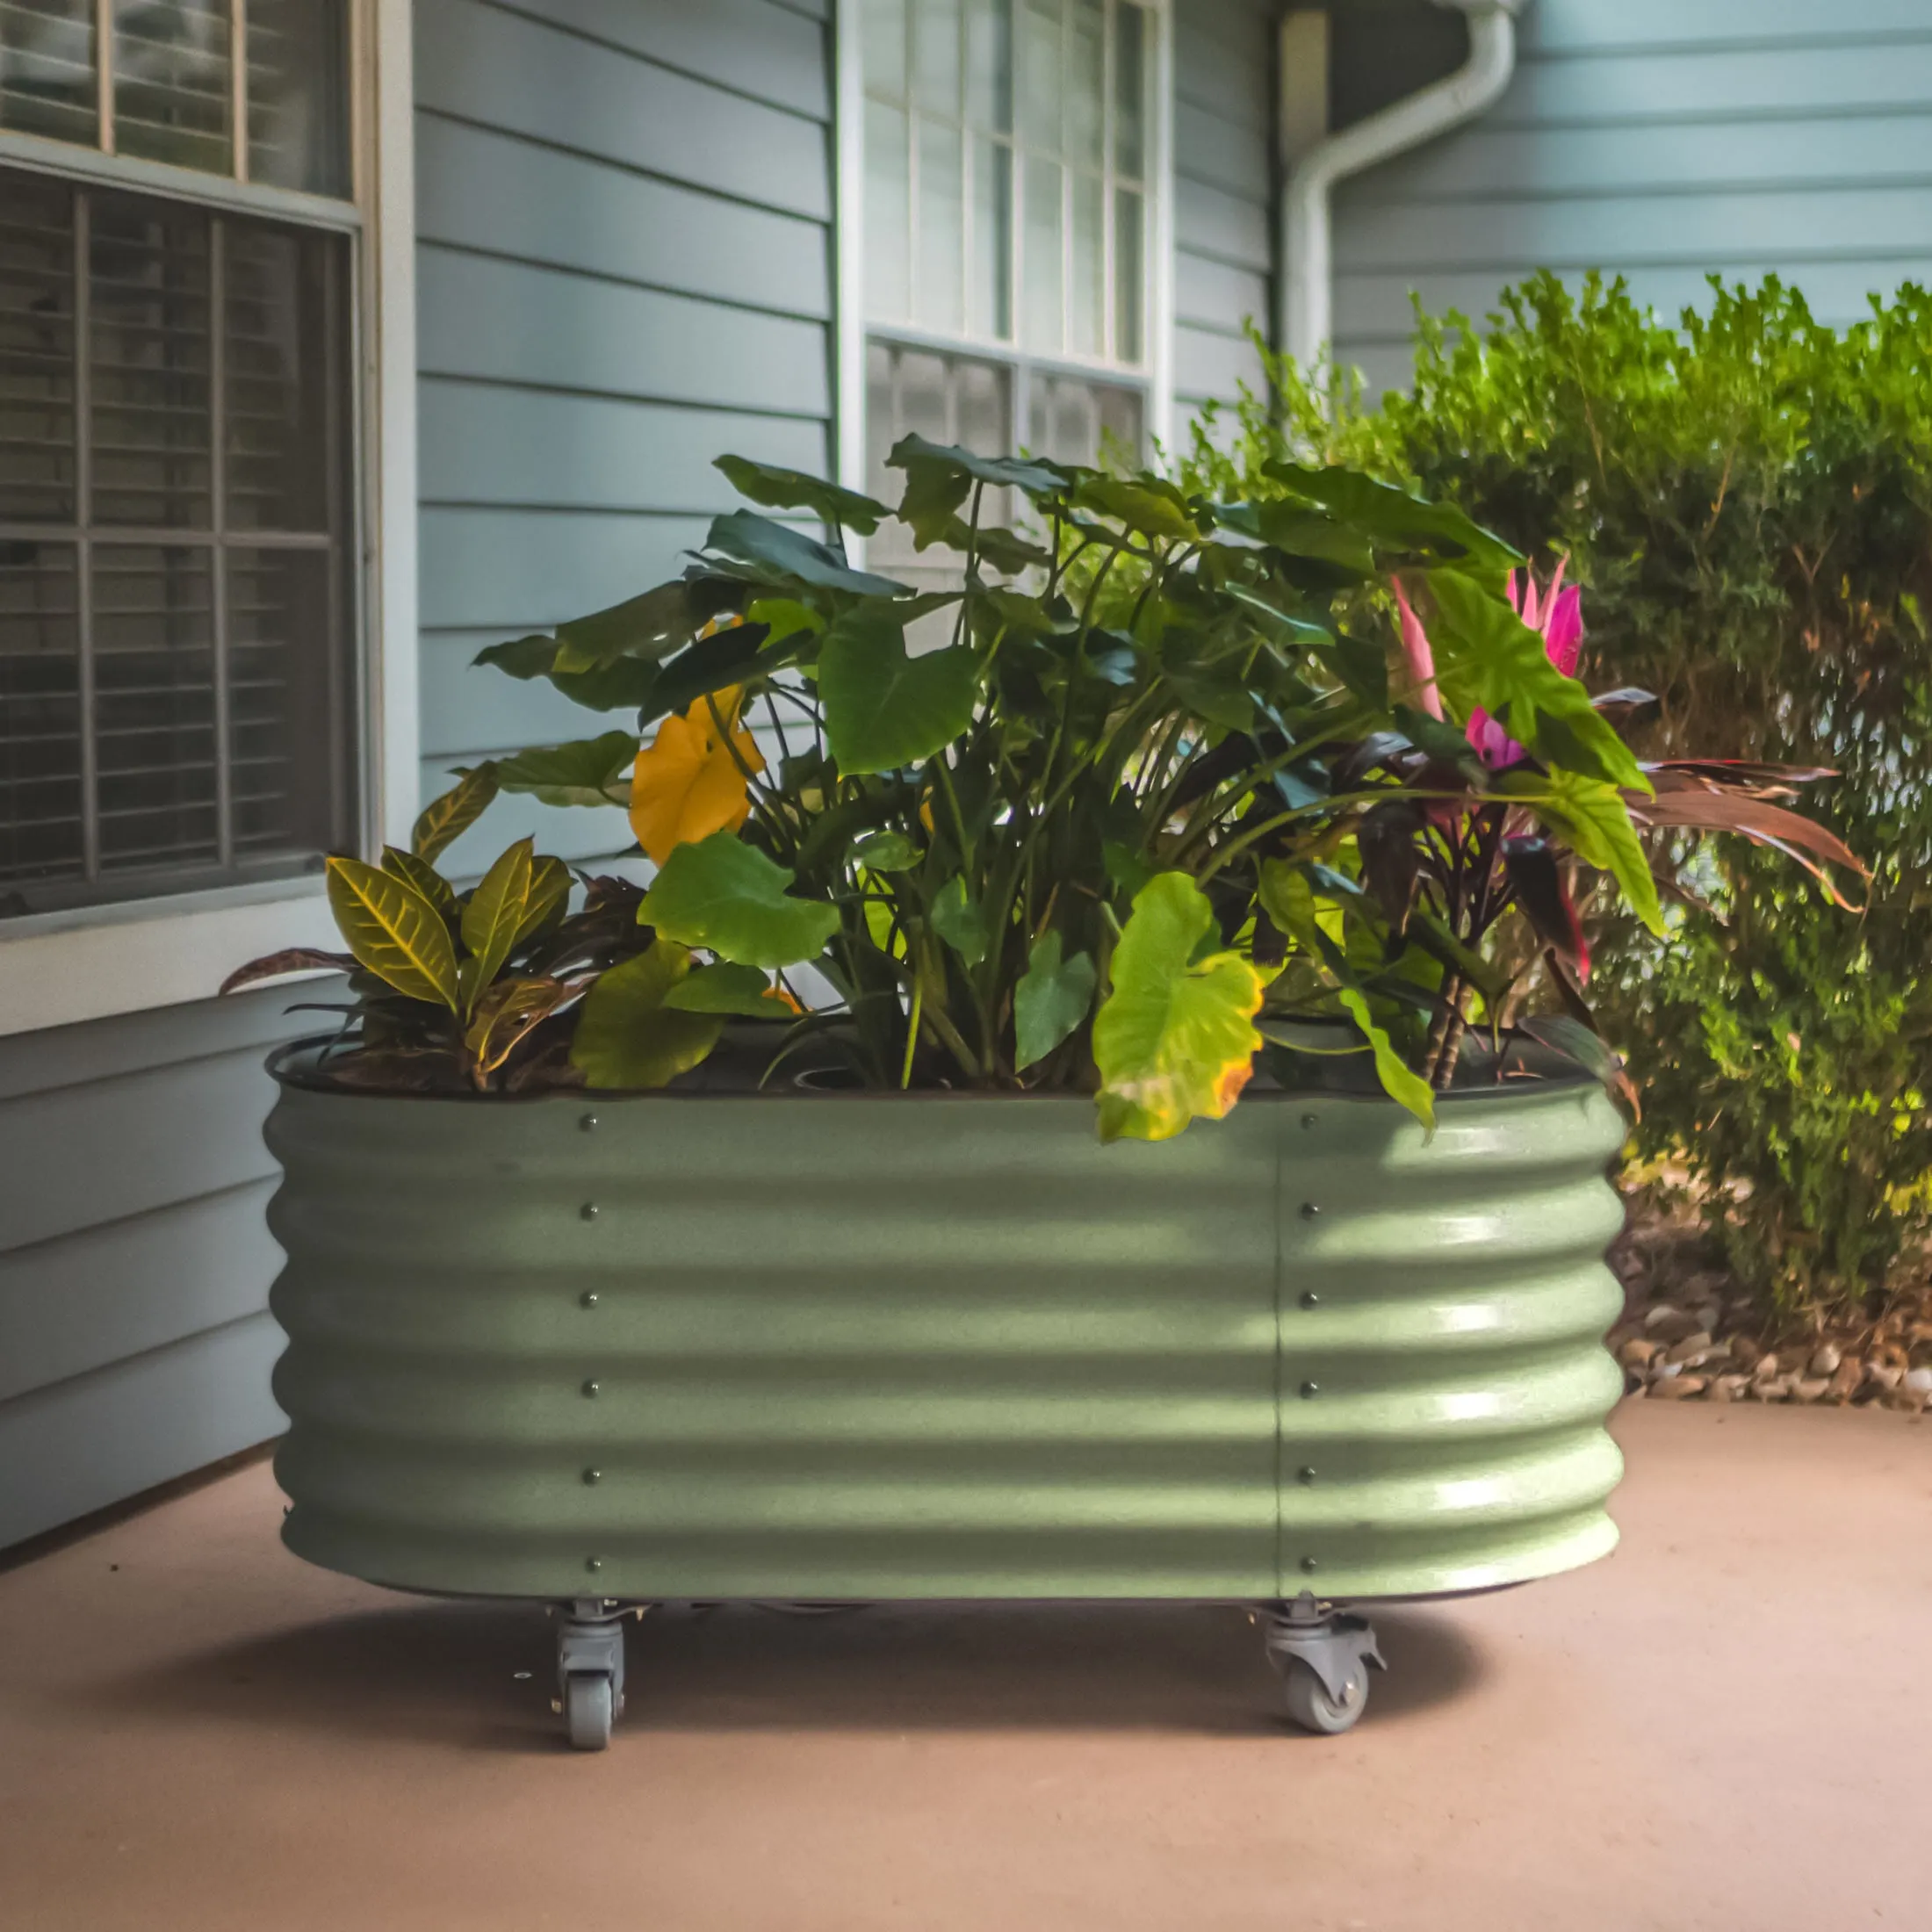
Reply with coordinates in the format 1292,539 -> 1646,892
242,415 -> 1836,1147
1184,273 -> 1932,1308
227,857 -> 653,1093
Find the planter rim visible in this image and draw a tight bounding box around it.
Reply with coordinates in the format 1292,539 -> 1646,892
264,1034 -> 1604,1110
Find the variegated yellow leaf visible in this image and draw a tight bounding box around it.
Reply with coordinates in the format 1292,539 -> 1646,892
325,857 -> 461,1011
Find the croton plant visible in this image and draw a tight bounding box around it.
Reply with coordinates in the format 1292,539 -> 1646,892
229,440 -> 1860,1138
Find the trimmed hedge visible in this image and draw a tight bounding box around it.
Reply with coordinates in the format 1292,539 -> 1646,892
1184,273 -> 1932,1314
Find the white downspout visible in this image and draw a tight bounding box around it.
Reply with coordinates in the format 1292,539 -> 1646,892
1279,0 -> 1525,368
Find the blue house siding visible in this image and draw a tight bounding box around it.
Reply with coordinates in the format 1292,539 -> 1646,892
1172,0 -> 1276,428
0,992 -> 297,1548
413,0 -> 838,876
1331,0 -> 1932,393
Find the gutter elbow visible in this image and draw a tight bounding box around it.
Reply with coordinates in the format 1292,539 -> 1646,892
1279,0 -> 1524,371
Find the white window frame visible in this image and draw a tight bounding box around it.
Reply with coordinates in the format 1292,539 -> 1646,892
0,0 -> 416,1038
832,0 -> 1175,496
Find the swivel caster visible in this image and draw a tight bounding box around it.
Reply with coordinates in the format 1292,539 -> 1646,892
1261,1590 -> 1383,1736
564,1669 -> 615,1750
1279,1653 -> 1372,1734
555,1598 -> 629,1751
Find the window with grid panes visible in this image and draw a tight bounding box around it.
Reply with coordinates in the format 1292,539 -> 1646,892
861,0 -> 1157,583
0,0 -> 354,915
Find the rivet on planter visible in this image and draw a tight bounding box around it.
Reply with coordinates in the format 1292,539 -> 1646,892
579,1113 -> 599,1133
1299,1289 -> 1320,1309
1300,1555 -> 1319,1575
581,1379 -> 600,1398
582,1468 -> 602,1486
1297,1466 -> 1317,1485
585,1557 -> 602,1574
1301,1113 -> 1319,1130
580,1290 -> 599,1308
1300,1201 -> 1321,1220
580,1202 -> 599,1222
1300,1380 -> 1320,1399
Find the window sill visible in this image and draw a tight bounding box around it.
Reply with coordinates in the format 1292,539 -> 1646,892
0,877 -> 340,1040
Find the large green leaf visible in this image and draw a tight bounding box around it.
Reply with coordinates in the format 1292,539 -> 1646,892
1265,462 -> 1520,576
458,838 -> 535,1013
929,875 -> 990,966
1014,930 -> 1098,1071
646,625 -> 799,722
473,632 -> 661,715
820,607 -> 981,775
1251,502 -> 1376,575
887,433 -> 1068,546
1092,873 -> 1265,1142
715,454 -> 889,536
411,765 -> 498,861
325,857 -> 461,1010
552,579 -> 739,674
638,831 -> 841,968
569,941 -> 723,1089
491,732 -> 638,807
660,961 -> 793,1016
1426,569 -> 1647,792
1507,767 -> 1666,935
705,509 -> 909,597
1071,474 -> 1199,542
1336,986 -> 1436,1131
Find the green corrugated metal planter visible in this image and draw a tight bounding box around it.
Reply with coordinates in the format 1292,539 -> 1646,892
265,1060 -> 1628,1599
263,1049 -> 1626,1738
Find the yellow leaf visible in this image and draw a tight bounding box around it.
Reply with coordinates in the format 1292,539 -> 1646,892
628,686 -> 766,865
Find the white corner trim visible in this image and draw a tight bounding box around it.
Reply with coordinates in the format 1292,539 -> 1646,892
1148,0 -> 1177,461
0,0 -> 418,1041
0,883 -> 339,1038
369,0 -> 420,850
831,0 -> 868,500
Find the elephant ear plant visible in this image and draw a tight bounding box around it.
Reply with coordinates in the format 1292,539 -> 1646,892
230,441 -> 1857,1135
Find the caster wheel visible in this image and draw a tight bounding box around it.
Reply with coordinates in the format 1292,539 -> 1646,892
1281,1657 -> 1370,1735
564,1671 -> 615,1750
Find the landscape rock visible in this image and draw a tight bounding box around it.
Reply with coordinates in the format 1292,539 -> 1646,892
1620,1338 -> 1663,1370
1790,1378 -> 1831,1404
1905,1366 -> 1932,1397
1651,1374 -> 1709,1402
1827,1358 -> 1864,1402
1729,1335 -> 1763,1369
1865,1361 -> 1904,1395
1666,1330 -> 1715,1366
1645,1304 -> 1700,1343
1810,1343 -> 1842,1378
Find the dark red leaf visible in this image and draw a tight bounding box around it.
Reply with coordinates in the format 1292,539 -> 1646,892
220,948 -> 357,996
1503,836 -> 1590,977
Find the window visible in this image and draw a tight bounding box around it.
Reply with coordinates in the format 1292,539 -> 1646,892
0,0 -> 356,918
861,0 -> 1158,527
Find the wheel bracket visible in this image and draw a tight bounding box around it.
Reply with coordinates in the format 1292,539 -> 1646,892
557,1597 -> 628,1722
1261,1590 -> 1384,1706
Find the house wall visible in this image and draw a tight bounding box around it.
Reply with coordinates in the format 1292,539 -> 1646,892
1171,0 -> 1278,436
0,991 -> 295,1547
412,0 -> 838,876
1330,0 -> 1932,393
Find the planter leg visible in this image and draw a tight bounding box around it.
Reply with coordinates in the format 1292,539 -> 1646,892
1261,1590 -> 1383,1736
555,1598 -> 628,1751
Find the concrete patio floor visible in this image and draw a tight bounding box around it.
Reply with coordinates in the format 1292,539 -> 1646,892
1,1402 -> 1928,1932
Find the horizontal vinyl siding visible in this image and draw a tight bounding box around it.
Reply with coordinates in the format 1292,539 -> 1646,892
0,991 -> 303,1547
415,0 -> 836,878
1331,0 -> 1932,393
1171,0 -> 1275,436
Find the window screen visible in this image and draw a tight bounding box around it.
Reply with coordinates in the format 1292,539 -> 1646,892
0,163 -> 352,915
